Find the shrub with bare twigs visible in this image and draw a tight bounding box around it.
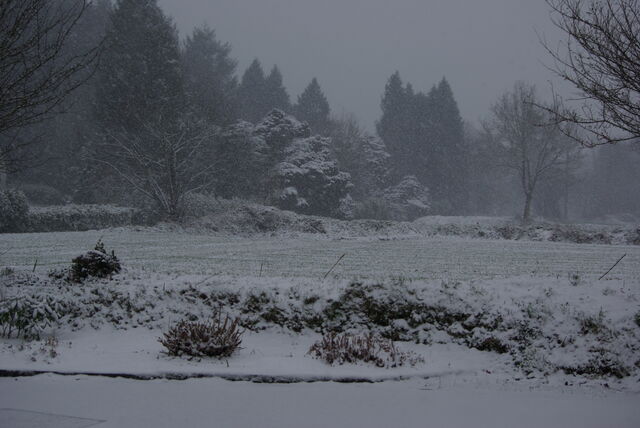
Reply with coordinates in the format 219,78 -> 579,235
160,313 -> 243,358
308,332 -> 423,368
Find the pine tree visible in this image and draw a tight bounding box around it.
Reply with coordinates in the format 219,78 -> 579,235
237,59 -> 267,123
376,72 -> 415,180
422,78 -> 468,214
294,78 -> 330,134
95,0 -> 183,132
265,66 -> 291,113
88,0 -> 203,214
182,24 -> 238,126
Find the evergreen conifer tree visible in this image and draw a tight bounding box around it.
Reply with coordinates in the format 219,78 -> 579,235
265,66 -> 291,113
96,0 -> 183,132
182,25 -> 238,125
294,78 -> 330,134
427,78 -> 468,213
237,59 -> 267,123
376,72 -> 415,180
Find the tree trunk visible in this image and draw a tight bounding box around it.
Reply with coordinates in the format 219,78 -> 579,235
523,192 -> 533,224
0,158 -> 6,189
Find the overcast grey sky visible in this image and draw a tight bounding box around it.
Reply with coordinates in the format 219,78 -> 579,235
159,0 -> 570,131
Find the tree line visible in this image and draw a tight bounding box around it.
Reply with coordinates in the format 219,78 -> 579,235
1,0 -> 639,224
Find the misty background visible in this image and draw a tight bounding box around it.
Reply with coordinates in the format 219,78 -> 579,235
160,0 -> 571,130
1,0 -> 639,233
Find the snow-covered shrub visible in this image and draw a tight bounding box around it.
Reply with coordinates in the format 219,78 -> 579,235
253,109 -> 310,154
383,176 -> 431,221
336,195 -> 356,220
28,204 -> 139,232
0,295 -> 61,340
19,183 -> 67,206
212,121 -> 267,198
70,240 -> 121,282
273,135 -> 352,217
348,136 -> 391,199
182,193 -> 222,218
160,313 -> 243,358
353,197 -> 394,220
0,189 -> 29,233
308,332 -> 423,368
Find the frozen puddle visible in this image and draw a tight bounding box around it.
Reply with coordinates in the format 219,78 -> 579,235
0,408 -> 104,428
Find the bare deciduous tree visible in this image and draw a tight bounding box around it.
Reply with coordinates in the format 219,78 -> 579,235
98,118 -> 217,220
0,0 -> 99,176
543,0 -> 640,146
486,82 -> 579,223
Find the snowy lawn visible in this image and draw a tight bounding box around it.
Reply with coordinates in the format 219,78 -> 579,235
1,228 -> 639,281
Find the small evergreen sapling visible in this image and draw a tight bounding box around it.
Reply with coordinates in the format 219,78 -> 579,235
70,240 -> 121,282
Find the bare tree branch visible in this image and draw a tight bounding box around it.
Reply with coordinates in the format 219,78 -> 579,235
97,116 -> 217,219
486,82 -> 581,223
0,0 -> 101,174
542,0 -> 640,146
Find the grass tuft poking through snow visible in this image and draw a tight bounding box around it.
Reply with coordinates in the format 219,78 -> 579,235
308,332 -> 424,368
159,312 -> 243,359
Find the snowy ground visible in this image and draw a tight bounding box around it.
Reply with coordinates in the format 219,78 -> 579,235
1,226 -> 639,427
1,228 -> 639,281
2,374 -> 639,428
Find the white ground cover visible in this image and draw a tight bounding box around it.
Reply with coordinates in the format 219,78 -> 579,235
1,227 -> 639,426
2,374 -> 639,428
1,229 -> 639,281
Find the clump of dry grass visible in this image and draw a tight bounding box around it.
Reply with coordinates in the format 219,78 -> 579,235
308,332 -> 423,368
160,313 -> 243,358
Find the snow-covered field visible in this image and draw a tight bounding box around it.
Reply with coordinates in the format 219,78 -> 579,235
1,226 -> 639,427
1,228 -> 639,281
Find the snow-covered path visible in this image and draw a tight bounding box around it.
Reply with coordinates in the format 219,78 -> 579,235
2,374 -> 638,428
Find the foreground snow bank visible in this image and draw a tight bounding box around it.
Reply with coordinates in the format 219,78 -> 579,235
1,268 -> 638,389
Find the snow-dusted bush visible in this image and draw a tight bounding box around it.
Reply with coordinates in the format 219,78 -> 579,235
274,135 -> 352,218
308,332 -> 423,368
69,240 -> 121,282
353,197 -> 394,220
28,204 -> 139,232
383,176 -> 431,221
0,295 -> 62,340
0,189 -> 29,233
182,193 -> 223,218
160,313 -> 243,358
19,183 -> 67,206
212,121 -> 267,198
253,109 -> 310,153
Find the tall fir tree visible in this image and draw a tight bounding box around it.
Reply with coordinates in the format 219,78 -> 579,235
182,25 -> 238,126
377,73 -> 468,214
83,0 -> 184,204
237,59 -> 267,123
426,78 -> 468,214
294,78 -> 330,134
264,66 -> 291,113
95,0 -> 183,132
376,72 -> 416,180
